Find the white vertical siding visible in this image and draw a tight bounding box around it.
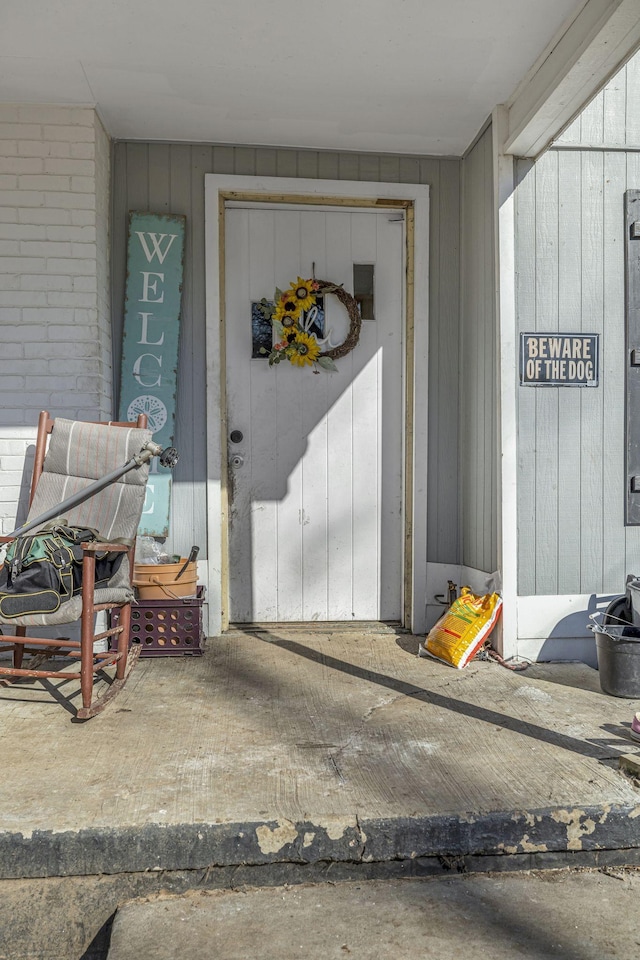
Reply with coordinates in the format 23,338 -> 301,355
556,54 -> 640,147
516,52 -> 640,596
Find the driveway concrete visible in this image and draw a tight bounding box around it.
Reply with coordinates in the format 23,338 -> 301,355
106,870 -> 640,960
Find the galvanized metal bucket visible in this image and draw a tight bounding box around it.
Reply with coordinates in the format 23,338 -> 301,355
589,613 -> 640,697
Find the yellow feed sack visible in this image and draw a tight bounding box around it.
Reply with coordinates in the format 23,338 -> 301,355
424,588 -> 503,669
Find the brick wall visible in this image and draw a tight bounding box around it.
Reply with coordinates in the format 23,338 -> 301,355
0,104 -> 111,532
94,113 -> 112,416
0,429 -> 35,534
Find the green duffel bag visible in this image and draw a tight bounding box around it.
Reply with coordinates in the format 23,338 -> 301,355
0,523 -> 124,619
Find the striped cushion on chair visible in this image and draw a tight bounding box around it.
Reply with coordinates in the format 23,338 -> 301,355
27,419 -> 153,543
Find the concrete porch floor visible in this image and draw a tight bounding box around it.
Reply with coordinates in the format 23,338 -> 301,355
2,625 -> 640,956
1,624 -> 640,876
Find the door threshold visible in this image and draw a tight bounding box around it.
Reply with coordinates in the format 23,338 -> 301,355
226,620 -> 406,635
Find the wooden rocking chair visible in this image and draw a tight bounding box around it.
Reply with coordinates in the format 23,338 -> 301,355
0,411 -> 153,719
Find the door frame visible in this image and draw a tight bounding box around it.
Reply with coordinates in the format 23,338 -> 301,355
204,175 -> 430,635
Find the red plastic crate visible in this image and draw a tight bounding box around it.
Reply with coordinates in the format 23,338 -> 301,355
111,586 -> 206,656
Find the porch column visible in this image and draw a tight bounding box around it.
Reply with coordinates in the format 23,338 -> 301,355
492,106 -> 518,659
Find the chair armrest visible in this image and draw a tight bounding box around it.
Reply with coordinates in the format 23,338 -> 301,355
81,542 -> 130,553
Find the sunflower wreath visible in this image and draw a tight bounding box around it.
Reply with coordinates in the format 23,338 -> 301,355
257,277 -> 362,372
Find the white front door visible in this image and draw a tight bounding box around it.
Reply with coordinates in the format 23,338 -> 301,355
224,203 -> 405,623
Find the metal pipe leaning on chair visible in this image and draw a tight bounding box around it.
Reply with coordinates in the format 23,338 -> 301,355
6,441 -> 179,542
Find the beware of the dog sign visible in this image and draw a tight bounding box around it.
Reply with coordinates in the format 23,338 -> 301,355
520,333 -> 599,386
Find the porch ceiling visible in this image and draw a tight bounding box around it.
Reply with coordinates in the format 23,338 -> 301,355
0,0 -> 597,155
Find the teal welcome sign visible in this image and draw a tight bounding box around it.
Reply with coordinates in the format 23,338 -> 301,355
118,212 -> 186,536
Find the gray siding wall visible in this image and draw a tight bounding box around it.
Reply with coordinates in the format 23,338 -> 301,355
515,55 -> 640,596
460,125 -> 498,573
111,143 -> 461,562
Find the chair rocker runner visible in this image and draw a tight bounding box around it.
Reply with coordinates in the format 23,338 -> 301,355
0,411 -> 175,719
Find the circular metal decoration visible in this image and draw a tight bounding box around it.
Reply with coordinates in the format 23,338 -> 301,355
127,395 -> 168,433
